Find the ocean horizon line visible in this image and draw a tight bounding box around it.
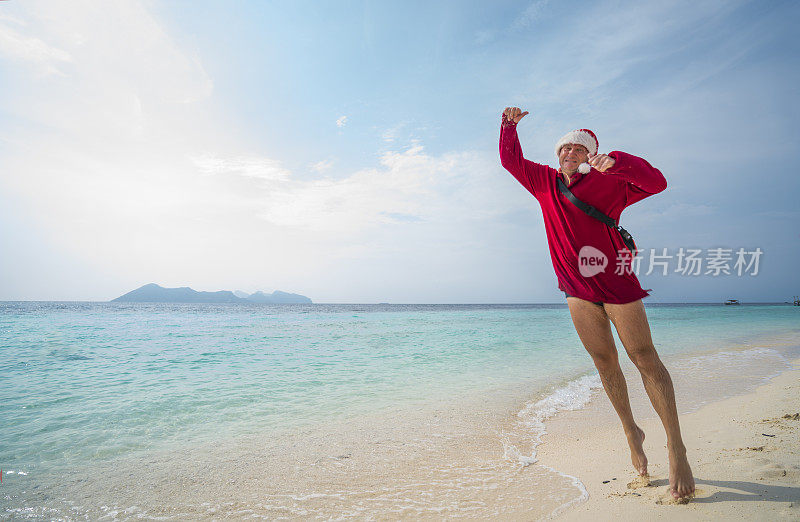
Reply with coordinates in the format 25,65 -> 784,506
0,300 -> 795,305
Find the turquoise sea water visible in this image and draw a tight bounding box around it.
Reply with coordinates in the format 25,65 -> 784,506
1,302 -> 799,518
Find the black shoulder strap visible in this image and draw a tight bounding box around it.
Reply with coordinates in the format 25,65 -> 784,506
556,177 -> 616,227
556,177 -> 638,255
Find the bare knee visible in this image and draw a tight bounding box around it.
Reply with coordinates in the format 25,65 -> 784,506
627,345 -> 662,375
589,348 -> 620,374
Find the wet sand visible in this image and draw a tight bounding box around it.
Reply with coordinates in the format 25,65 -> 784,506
9,383 -> 586,519
539,356 -> 800,520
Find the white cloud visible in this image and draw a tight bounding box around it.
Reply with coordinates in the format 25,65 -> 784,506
193,154 -> 292,182
513,0 -> 550,30
311,159 -> 334,172
5,0 -> 777,302
0,1 -> 227,297
0,22 -> 72,76
0,1 -> 538,302
0,0 -> 213,144
512,0 -> 749,116
260,144 -> 436,232
179,138 -> 529,240
381,129 -> 396,143
381,123 -> 404,143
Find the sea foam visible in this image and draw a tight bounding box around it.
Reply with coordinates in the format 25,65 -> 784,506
501,373 -> 602,467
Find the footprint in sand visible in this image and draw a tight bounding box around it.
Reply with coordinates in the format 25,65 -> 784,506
626,474 -> 651,489
755,462 -> 800,480
656,490 -> 698,505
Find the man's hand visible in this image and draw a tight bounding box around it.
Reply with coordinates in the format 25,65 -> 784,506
588,153 -> 615,172
503,107 -> 529,124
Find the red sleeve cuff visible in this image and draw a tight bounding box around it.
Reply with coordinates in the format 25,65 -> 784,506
501,114 -> 517,128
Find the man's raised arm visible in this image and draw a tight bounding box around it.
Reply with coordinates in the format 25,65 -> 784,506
499,107 -> 550,197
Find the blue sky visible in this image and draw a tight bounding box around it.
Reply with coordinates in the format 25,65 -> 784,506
1,0 -> 798,302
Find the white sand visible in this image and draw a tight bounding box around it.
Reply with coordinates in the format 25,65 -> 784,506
539,357 -> 800,520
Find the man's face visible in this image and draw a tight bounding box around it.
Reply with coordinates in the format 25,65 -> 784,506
558,143 -> 589,173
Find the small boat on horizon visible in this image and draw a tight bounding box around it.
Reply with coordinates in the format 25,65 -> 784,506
724,299 -> 740,305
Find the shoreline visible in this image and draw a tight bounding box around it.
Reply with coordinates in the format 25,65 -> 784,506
537,353 -> 800,520
3,330 -> 798,519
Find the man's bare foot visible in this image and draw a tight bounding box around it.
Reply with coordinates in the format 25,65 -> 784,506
668,445 -> 695,499
626,425 -> 648,476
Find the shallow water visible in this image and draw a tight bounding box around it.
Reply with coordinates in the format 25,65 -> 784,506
1,302 -> 798,519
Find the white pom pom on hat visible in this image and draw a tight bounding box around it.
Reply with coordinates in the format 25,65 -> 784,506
577,162 -> 591,174
554,128 -> 599,157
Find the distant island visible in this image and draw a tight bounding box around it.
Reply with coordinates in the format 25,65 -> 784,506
111,283 -> 312,304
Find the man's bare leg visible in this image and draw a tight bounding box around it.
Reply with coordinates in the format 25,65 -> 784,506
604,299 -> 695,499
567,297 -> 648,476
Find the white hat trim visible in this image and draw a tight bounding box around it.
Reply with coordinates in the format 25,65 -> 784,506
554,130 -> 598,157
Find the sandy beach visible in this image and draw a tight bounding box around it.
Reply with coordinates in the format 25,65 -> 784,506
21,341 -> 796,521
3,309 -> 798,520
539,356 -> 800,520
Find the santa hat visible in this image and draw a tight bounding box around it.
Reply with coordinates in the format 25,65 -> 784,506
554,128 -> 598,156
554,129 -> 598,174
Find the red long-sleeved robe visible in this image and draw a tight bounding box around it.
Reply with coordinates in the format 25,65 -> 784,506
499,117 -> 667,304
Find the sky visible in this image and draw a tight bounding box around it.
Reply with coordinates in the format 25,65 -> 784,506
1,0 -> 799,303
